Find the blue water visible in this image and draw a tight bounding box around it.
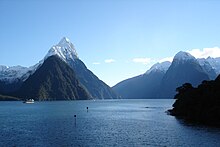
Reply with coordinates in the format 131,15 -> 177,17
0,99 -> 220,146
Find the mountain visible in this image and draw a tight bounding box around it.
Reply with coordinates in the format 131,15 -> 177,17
159,51 -> 210,98
0,37 -> 117,100
113,61 -> 171,98
205,57 -> 220,75
168,74 -> 220,126
0,66 -> 29,93
15,55 -> 91,100
0,61 -> 41,94
197,58 -> 217,80
113,51 -> 214,99
45,37 -> 78,62
45,37 -> 117,99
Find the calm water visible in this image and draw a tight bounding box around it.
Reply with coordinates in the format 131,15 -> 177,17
0,99 -> 220,147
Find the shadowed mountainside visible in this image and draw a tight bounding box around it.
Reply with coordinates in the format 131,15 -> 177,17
15,56 -> 91,100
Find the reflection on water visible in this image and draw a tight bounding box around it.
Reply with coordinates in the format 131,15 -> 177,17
0,99 -> 220,146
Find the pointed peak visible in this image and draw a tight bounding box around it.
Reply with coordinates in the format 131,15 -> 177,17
45,37 -> 78,62
58,37 -> 71,45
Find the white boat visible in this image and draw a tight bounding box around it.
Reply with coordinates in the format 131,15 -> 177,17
23,99 -> 34,104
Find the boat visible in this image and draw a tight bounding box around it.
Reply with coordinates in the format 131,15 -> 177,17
23,99 -> 34,104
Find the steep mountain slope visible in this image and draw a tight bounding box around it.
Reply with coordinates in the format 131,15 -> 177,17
206,57 -> 220,75
113,61 -> 171,98
0,37 -> 117,100
197,58 -> 217,80
0,66 -> 30,93
45,37 -> 117,99
159,51 -> 209,98
15,56 -> 91,100
0,62 -> 41,94
113,51 -> 219,99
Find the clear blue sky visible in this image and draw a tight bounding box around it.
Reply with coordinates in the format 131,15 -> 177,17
1,0 -> 220,86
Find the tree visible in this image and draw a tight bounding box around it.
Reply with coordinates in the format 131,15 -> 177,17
175,83 -> 193,97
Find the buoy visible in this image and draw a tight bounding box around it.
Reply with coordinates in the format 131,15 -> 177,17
74,115 -> 77,127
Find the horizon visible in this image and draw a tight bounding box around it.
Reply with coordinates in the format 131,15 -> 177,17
1,0 -> 220,86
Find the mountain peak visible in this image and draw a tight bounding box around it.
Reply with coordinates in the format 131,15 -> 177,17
45,37 -> 78,62
146,61 -> 171,74
58,37 -> 71,45
173,51 -> 196,62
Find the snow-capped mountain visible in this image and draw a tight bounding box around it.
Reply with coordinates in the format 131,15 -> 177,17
16,55 -> 92,100
145,61 -> 171,74
0,65 -> 30,83
113,61 -> 171,99
0,61 -> 41,83
0,37 -> 76,84
205,57 -> 220,75
173,51 -> 197,63
44,37 -> 117,99
114,51 -> 212,99
159,51 -> 209,98
45,37 -> 78,62
0,37 -> 118,99
197,58 -> 217,80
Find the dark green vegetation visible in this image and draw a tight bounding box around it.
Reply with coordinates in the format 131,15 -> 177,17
0,94 -> 20,101
0,81 -> 22,94
15,56 -> 91,100
0,53 -> 118,101
169,75 -> 220,126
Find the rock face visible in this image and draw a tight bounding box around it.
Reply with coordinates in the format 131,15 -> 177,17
15,56 -> 91,100
169,75 -> 220,126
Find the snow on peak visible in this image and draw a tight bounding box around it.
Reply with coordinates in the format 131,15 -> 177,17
0,37 -> 78,83
174,51 -> 195,60
205,57 -> 220,74
0,65 -> 31,83
146,61 -> 171,74
173,51 -> 196,62
58,37 -> 71,46
45,37 -> 78,62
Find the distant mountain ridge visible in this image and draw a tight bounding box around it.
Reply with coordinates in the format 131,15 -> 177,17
0,37 -> 117,100
113,51 -> 219,99
113,61 -> 171,98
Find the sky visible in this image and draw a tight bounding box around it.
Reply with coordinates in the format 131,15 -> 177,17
1,0 -> 220,86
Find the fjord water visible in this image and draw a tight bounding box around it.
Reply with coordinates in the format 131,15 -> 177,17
1,99 -> 220,146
